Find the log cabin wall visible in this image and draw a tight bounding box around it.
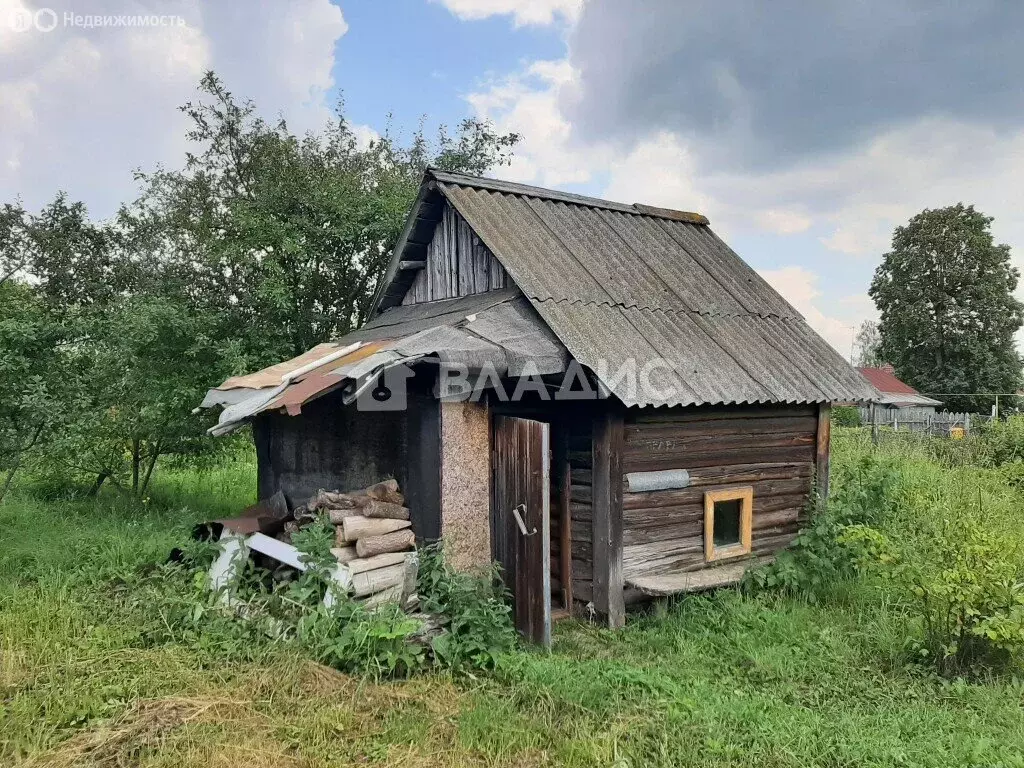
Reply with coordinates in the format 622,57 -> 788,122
620,403 -> 819,582
566,413 -> 594,606
402,202 -> 507,305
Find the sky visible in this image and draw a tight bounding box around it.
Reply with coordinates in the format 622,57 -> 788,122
3,0 -> 1023,359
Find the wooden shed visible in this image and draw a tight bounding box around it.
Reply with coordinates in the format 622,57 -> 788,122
203,169 -> 875,644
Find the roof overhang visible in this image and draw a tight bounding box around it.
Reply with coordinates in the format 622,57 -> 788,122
201,291 -> 569,435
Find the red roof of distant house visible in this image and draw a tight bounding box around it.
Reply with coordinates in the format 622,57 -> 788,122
856,365 -> 919,395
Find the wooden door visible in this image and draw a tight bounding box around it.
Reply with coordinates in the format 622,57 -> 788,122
492,415 -> 551,647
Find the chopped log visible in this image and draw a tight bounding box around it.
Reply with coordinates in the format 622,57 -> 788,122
400,552 -> 419,609
362,583 -> 404,608
356,529 -> 415,558
361,500 -> 410,521
309,489 -> 371,511
331,545 -> 358,564
351,562 -> 406,597
348,551 -> 410,574
327,507 -> 363,525
364,480 -> 404,505
341,516 -> 411,543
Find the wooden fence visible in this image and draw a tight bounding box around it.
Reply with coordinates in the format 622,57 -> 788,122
855,407 -> 985,436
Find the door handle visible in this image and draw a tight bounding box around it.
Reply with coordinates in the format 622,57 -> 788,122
512,504 -> 537,537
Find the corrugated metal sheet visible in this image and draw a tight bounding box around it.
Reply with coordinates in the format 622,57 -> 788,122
856,366 -> 920,395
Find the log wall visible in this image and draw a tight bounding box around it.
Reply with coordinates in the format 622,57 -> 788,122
402,203 -> 506,305
566,414 -> 594,604
620,404 -> 818,580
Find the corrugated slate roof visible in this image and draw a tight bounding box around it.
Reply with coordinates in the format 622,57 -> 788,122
386,170 -> 873,407
438,181 -> 798,317
534,301 -> 873,407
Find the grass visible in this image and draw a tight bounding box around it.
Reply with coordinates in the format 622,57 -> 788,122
4,435 -> 1024,766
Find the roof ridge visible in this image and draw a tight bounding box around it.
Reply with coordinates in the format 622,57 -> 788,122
528,296 -> 799,320
429,168 -> 709,225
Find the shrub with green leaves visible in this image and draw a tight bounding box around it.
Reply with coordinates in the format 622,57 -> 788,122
848,514 -> 1024,676
417,543 -> 519,670
831,406 -> 861,427
745,454 -> 899,599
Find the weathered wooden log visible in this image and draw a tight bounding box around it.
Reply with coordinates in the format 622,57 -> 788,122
348,551 -> 409,574
361,500 -> 410,521
362,583 -> 404,608
341,516 -> 411,543
309,489 -> 371,511
327,507 -> 363,524
363,479 -> 404,505
330,545 -> 358,564
399,552 -> 419,609
356,529 -> 415,558
351,562 -> 406,597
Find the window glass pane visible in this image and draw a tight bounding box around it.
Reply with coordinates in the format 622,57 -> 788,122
713,499 -> 742,547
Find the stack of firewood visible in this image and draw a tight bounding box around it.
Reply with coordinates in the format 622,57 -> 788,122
290,479 -> 418,609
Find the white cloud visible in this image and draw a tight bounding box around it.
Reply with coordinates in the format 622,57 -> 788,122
0,0 -> 348,218
467,59 -> 599,187
759,266 -> 862,357
434,0 -> 581,26
755,208 -> 812,236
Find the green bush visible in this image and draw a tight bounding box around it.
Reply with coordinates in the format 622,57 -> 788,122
848,516 -> 1024,677
175,531 -> 520,680
831,406 -> 862,427
978,415 -> 1024,465
417,543 -> 519,671
745,454 -> 898,599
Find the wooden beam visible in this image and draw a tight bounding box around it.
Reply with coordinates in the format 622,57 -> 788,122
592,406 -> 625,628
558,426 -> 573,611
815,404 -> 831,506
398,260 -> 426,271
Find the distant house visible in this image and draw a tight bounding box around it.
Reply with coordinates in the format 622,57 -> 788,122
857,365 -> 943,422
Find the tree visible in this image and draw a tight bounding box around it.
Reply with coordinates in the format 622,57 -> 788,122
0,72 -> 520,496
854,320 -> 885,368
0,281 -> 72,500
129,72 -> 519,367
869,204 -> 1024,412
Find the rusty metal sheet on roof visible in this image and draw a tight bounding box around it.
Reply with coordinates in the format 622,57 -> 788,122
206,290 -> 572,433
218,343 -> 340,391
438,182 -> 798,318
531,300 -> 876,407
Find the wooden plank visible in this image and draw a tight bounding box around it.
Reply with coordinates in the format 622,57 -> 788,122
623,431 -> 815,458
630,405 -> 815,423
623,476 -> 811,513
816,403 -> 831,506
558,427 -> 573,611
625,445 -> 815,472
592,406 -> 625,628
624,416 -> 816,441
627,556 -> 775,595
631,404 -> 816,424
